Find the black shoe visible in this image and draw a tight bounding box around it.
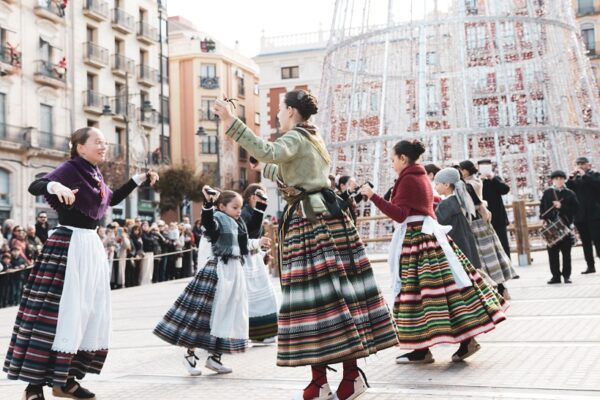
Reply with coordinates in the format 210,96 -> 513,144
581,268 -> 596,275
564,278 -> 572,284
24,384 -> 45,400
547,278 -> 561,284
52,379 -> 96,399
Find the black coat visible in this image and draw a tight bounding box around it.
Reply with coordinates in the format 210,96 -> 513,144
482,176 -> 510,226
539,187 -> 579,226
35,222 -> 49,244
566,169 -> 600,222
241,202 -> 267,239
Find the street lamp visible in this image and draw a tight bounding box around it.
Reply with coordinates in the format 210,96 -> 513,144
196,119 -> 221,187
101,73 -> 155,217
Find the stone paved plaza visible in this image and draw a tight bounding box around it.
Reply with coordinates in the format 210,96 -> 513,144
1,250 -> 599,399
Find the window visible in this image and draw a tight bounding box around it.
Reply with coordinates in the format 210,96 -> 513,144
160,55 -> 169,82
0,168 -> 9,205
40,104 -> 53,147
115,127 -> 123,157
87,73 -> 96,91
201,135 -> 217,154
239,146 -> 247,160
239,168 -> 247,187
237,104 -> 246,123
254,112 -> 260,125
200,63 -> 216,78
139,49 -> 147,65
281,66 -> 299,79
0,93 -> 6,137
87,119 -> 98,127
498,22 -> 515,47
200,98 -> 215,120
86,26 -> 95,43
238,76 -> 245,97
160,95 -> 169,124
465,0 -> 477,15
582,25 -> 596,54
466,25 -> 487,49
39,38 -> 52,62
579,0 -> 595,14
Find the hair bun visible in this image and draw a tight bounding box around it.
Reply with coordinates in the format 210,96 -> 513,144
411,140 -> 426,156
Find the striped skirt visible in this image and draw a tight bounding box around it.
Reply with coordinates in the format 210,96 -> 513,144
277,213 -> 398,367
3,227 -> 108,386
395,222 -> 507,349
153,258 -> 247,354
470,219 -> 516,284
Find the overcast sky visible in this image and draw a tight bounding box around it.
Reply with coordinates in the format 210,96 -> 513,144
167,0 -> 336,57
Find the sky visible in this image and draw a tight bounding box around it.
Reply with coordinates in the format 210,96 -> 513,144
166,0 -> 337,57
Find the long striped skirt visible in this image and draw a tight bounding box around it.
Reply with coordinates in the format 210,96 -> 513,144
153,258 -> 247,354
3,227 -> 108,386
277,213 -> 398,367
470,218 -> 516,284
395,222 -> 507,349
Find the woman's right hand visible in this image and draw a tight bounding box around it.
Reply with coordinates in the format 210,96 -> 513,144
52,183 -> 79,205
213,98 -> 236,129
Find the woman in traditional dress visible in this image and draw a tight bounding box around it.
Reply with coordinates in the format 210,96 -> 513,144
214,90 -> 398,400
3,127 -> 158,400
360,140 -> 507,365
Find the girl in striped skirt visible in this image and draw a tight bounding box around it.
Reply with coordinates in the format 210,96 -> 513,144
214,91 -> 398,400
361,140 -> 507,365
154,188 -> 270,376
3,127 -> 158,400
241,184 -> 279,344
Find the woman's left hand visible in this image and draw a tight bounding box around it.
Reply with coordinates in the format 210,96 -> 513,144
360,184 -> 375,200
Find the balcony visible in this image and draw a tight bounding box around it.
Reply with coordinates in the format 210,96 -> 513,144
200,76 -> 220,90
0,46 -> 20,75
139,107 -> 159,128
83,90 -> 107,114
578,6 -> 599,16
83,0 -> 108,21
38,131 -> 69,152
83,42 -> 108,68
110,97 -> 135,121
137,21 -> 158,44
0,124 -> 31,147
33,60 -> 66,88
34,0 -> 66,23
111,8 -> 134,34
199,109 -> 217,121
112,54 -> 135,77
137,64 -> 159,87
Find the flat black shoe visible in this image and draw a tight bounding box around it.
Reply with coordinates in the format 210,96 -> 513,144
564,279 -> 572,284
547,279 -> 561,284
581,269 -> 596,275
52,380 -> 95,399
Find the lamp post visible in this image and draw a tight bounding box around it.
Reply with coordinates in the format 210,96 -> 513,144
102,72 -> 155,217
196,116 -> 221,187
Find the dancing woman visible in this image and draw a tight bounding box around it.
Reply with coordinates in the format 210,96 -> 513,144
214,90 -> 398,400
3,127 -> 157,400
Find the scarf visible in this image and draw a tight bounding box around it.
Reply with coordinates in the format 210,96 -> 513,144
211,211 -> 248,258
44,156 -> 113,220
454,181 -> 477,221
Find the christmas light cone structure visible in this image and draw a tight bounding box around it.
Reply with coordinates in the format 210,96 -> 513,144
319,0 -> 600,204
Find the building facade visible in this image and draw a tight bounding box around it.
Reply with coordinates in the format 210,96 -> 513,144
575,0 -> 600,88
0,0 -> 170,227
168,16 -> 260,220
253,30 -> 327,217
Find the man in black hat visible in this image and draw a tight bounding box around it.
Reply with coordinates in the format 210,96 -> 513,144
540,170 -> 579,284
478,159 -> 512,258
567,156 -> 600,274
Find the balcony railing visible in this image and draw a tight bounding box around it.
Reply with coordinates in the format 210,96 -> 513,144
35,0 -> 66,21
0,123 -> 31,145
578,5 -> 597,15
34,60 -> 66,86
137,64 -> 159,86
83,42 -> 108,67
137,21 -> 158,43
199,109 -> 218,121
83,0 -> 108,21
111,8 -> 134,33
111,97 -> 135,118
112,54 -> 135,75
38,131 -> 69,151
200,76 -> 220,90
139,108 -> 159,127
83,90 -> 107,111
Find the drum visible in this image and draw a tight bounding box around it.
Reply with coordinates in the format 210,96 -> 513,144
541,217 -> 571,247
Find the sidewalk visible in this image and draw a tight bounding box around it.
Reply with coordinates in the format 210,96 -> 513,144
1,249 -> 599,399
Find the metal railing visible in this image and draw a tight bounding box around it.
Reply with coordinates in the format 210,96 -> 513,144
35,0 -> 65,18
110,97 -> 135,118
34,60 -> 66,82
83,0 -> 109,19
137,21 -> 158,42
199,109 -> 217,121
83,90 -> 107,109
112,54 -> 135,74
137,64 -> 159,84
111,8 -> 134,31
200,76 -> 219,89
38,131 -> 69,151
139,108 -> 159,126
84,42 -> 108,65
0,123 -> 30,145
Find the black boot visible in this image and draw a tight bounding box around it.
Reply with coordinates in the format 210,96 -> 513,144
582,266 -> 596,274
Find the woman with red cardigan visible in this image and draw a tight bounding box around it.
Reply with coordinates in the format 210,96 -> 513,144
361,140 -> 507,363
